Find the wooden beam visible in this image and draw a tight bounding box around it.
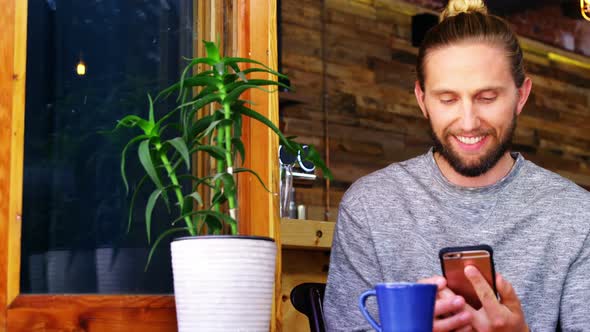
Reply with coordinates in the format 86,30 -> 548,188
7,295 -> 177,332
236,0 -> 281,330
0,0 -> 27,329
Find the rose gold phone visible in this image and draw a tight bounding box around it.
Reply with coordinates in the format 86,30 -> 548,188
439,245 -> 497,310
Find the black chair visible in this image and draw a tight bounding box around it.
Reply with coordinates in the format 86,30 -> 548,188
290,282 -> 327,332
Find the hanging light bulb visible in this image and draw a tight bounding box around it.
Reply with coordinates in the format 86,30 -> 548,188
76,59 -> 86,76
582,0 -> 590,21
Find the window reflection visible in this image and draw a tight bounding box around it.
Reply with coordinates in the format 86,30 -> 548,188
21,0 -> 194,294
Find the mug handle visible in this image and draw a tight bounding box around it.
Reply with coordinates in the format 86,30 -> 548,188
358,290 -> 381,332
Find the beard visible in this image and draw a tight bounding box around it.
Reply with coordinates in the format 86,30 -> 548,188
429,112 -> 517,178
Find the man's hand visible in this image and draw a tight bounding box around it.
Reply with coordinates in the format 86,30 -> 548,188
418,276 -> 473,332
464,266 -> 529,332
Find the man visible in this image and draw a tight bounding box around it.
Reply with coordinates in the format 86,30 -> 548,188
323,2 -> 590,331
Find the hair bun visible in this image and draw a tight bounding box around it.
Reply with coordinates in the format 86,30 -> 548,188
441,0 -> 488,20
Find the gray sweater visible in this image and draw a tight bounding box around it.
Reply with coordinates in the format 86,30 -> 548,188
324,149 -> 590,331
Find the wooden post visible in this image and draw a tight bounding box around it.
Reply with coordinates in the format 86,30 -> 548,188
236,0 -> 281,330
0,0 -> 28,329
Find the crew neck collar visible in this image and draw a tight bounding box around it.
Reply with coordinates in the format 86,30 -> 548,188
426,147 -> 525,197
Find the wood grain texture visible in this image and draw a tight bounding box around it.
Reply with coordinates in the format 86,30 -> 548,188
280,218 -> 334,250
280,250 -> 330,332
1,0 -> 27,330
7,295 -> 177,332
236,0 -> 281,330
0,2 -> 16,328
8,0 -> 27,312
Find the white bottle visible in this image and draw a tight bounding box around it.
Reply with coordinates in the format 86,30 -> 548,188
288,187 -> 297,219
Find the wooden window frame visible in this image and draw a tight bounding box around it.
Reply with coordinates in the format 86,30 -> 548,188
0,0 -> 279,330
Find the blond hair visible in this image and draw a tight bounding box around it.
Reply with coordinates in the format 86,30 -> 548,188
441,0 -> 488,19
416,0 -> 525,90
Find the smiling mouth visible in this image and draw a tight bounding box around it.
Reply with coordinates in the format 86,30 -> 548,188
454,135 -> 485,145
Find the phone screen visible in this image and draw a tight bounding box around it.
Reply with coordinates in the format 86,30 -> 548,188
439,245 -> 497,310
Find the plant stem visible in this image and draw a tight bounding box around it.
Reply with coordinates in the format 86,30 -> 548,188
159,150 -> 195,235
222,102 -> 237,221
217,77 -> 237,222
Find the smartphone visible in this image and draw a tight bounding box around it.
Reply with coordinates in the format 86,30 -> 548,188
439,245 -> 497,310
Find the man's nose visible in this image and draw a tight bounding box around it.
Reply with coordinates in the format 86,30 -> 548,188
458,102 -> 480,132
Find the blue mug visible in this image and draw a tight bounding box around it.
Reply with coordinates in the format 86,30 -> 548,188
358,283 -> 437,332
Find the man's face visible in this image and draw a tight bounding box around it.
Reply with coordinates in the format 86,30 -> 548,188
414,42 -> 531,177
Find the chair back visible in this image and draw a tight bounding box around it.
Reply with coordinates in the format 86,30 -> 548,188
290,282 -> 327,332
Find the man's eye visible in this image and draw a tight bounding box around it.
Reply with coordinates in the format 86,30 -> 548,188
440,99 -> 455,104
478,97 -> 496,103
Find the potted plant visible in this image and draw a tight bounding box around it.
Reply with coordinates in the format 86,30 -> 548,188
114,41 -> 330,331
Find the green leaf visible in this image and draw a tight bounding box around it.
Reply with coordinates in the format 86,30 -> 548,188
127,174 -> 149,233
231,138 -> 245,165
227,61 -> 243,78
194,118 -> 223,141
166,137 -> 190,170
192,175 -> 215,191
223,84 -> 275,106
235,105 -> 332,180
145,187 -> 168,243
138,140 -> 164,189
223,73 -> 239,85
145,227 -> 191,271
241,67 -> 278,77
173,210 -> 235,229
211,190 -> 228,205
181,75 -> 221,89
225,79 -> 290,96
116,115 -> 153,134
176,93 -> 222,121
234,104 -> 286,144
191,145 -> 226,160
219,173 -> 236,198
204,40 -> 221,62
222,56 -> 288,80
120,134 -> 149,193
155,70 -> 215,101
179,58 -> 217,97
194,84 -> 218,101
188,114 -> 214,139
203,214 -> 223,235
155,93 -> 220,129
232,111 -> 242,139
306,145 -> 333,180
234,167 -> 274,194
186,192 -> 204,207
148,94 -> 155,124
177,174 -> 200,182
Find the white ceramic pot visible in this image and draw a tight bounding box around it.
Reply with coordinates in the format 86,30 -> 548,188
171,236 -> 277,332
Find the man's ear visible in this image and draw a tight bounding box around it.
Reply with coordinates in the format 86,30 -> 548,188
515,76 -> 532,116
414,80 -> 428,119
